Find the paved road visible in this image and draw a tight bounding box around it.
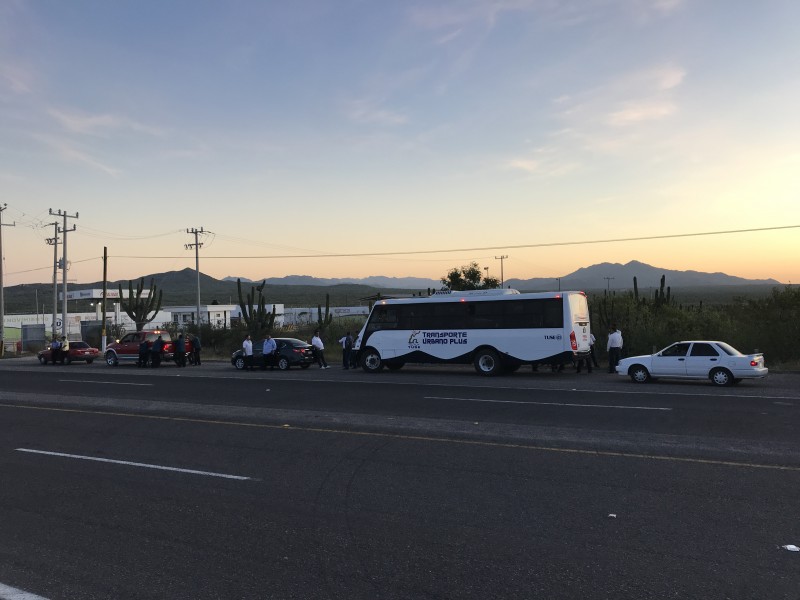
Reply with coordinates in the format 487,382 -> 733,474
0,359 -> 798,599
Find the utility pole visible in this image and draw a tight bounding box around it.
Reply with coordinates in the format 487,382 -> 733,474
604,276 -> 615,291
102,246 -> 108,353
494,255 -> 508,288
185,227 -> 204,327
45,222 -> 60,340
0,204 -> 16,358
49,209 -> 78,338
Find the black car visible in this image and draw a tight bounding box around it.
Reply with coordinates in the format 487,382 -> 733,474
231,337 -> 316,370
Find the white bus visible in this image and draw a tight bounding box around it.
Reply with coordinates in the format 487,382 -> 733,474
354,289 -> 591,376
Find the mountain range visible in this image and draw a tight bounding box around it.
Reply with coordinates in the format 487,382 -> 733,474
224,261 -> 780,290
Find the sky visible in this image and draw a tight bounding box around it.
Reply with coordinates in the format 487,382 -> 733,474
1,0 -> 799,288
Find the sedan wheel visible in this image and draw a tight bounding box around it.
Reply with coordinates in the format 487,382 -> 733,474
233,356 -> 245,370
39,355 -> 47,365
710,368 -> 734,387
629,365 -> 651,383
105,352 -> 118,367
278,357 -> 290,370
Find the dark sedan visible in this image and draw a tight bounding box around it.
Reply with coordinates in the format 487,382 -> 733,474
38,341 -> 100,365
231,337 -> 316,370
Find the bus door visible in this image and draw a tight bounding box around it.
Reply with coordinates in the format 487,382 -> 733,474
567,293 -> 591,353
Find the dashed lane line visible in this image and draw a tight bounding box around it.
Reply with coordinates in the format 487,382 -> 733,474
424,396 -> 671,410
2,403 -> 799,473
58,379 -> 153,386
0,582 -> 50,600
16,448 -> 256,481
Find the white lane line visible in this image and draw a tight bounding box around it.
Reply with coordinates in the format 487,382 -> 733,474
0,582 -> 50,600
59,379 -> 153,386
210,375 -> 797,401
15,448 -> 254,481
424,396 -> 671,411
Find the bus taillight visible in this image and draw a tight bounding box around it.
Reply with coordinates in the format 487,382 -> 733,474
570,331 -> 577,351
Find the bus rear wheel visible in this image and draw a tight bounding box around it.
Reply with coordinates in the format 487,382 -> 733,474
361,348 -> 383,373
474,349 -> 502,376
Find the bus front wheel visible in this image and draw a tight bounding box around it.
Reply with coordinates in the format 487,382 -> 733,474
361,348 -> 383,373
474,349 -> 502,376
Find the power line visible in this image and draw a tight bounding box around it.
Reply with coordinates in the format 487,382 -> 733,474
107,224 -> 800,260
6,223 -> 799,277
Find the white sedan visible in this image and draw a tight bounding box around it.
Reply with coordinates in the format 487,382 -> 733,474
616,341 -> 768,386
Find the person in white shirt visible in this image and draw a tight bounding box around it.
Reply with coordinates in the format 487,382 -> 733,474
338,332 -> 353,370
311,330 -> 328,369
607,324 -> 623,373
589,332 -> 599,368
242,334 -> 254,370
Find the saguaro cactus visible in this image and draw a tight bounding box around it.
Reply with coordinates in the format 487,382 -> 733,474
237,278 -> 276,337
119,278 -> 163,332
316,293 -> 333,332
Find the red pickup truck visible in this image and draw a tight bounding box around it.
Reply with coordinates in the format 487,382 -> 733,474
104,329 -> 184,366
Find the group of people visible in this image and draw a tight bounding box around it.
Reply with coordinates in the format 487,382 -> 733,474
241,333 -> 279,371
46,336 -> 70,365
240,330 -> 356,371
137,334 -> 202,368
573,324 -> 623,374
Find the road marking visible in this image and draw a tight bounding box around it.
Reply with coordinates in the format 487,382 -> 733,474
0,582 -> 50,600
15,448 -> 255,481
2,403 -> 799,472
58,379 -> 153,386
208,375 -> 798,401
423,396 -> 671,411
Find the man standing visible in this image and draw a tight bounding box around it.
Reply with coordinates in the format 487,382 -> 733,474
175,334 -> 186,367
60,336 -> 70,365
589,333 -> 600,368
311,330 -> 328,369
607,324 -> 623,374
49,336 -> 61,365
192,335 -> 202,365
151,335 -> 164,368
262,334 -> 277,370
243,334 -> 254,370
338,332 -> 353,369
138,338 -> 149,368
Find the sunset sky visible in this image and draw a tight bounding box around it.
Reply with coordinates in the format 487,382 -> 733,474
2,0 -> 799,288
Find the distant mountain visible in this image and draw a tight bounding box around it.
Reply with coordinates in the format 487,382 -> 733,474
223,274 -> 440,289
506,260 -> 780,291
222,261 -> 780,290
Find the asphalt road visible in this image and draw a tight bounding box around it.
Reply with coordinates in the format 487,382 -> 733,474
0,358 -> 798,599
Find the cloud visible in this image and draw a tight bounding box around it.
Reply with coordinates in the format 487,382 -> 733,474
0,64 -> 32,94
47,108 -> 164,137
36,134 -> 120,176
346,98 -> 408,126
607,100 -> 676,125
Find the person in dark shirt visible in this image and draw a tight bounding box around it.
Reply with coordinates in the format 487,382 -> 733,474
150,335 -> 164,368
192,335 -> 202,365
138,339 -> 149,368
175,334 -> 186,367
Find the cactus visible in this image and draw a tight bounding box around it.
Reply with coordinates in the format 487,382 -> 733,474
237,278 -> 276,337
119,278 -> 163,332
316,293 -> 333,332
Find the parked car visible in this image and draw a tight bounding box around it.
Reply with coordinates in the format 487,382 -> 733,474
37,341 -> 100,365
616,341 -> 768,386
105,329 -> 175,366
231,337 -> 316,370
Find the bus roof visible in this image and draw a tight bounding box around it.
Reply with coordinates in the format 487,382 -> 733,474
373,290 -> 586,305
